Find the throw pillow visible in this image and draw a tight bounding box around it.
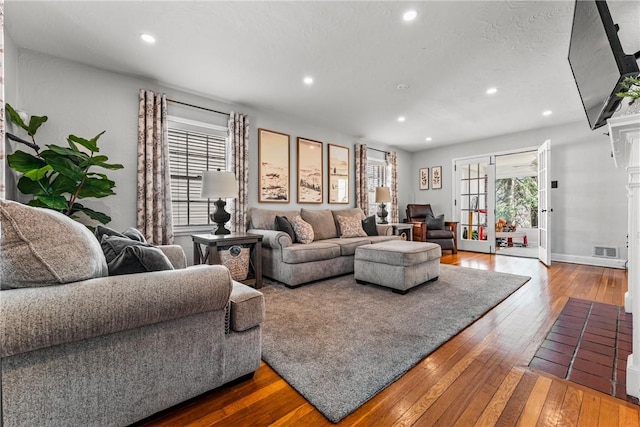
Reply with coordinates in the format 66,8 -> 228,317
300,209 -> 338,240
274,216 -> 296,242
332,208 -> 366,235
289,215 -> 314,244
100,235 -> 173,276
0,200 -> 108,289
361,215 -> 379,236
337,215 -> 368,238
95,225 -> 147,243
426,213 -> 445,230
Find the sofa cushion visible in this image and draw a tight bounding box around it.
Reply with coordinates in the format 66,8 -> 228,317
301,209 -> 338,240
426,213 -> 445,230
322,237 -> 371,256
229,281 -> 265,332
361,215 -> 378,236
337,215 -> 368,238
249,207 -> 300,230
290,215 -> 314,244
274,216 -> 296,242
0,200 -> 108,289
282,242 -> 341,264
427,229 -> 455,239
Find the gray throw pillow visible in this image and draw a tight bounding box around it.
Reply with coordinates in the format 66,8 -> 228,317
426,214 -> 445,230
274,216 -> 296,242
100,235 -> 173,276
361,215 -> 378,236
95,225 -> 147,243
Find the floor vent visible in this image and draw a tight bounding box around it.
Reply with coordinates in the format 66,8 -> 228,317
593,246 -> 618,258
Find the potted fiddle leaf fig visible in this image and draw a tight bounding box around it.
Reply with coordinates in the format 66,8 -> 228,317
5,103 -> 124,226
616,76 -> 640,106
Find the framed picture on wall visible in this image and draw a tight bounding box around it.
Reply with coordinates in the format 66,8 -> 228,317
419,167 -> 429,190
432,166 -> 442,189
328,144 -> 349,204
297,137 -> 323,203
258,128 -> 290,203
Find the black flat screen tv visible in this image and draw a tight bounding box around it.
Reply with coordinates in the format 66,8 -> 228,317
568,0 -> 639,130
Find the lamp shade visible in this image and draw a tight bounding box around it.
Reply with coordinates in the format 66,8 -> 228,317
201,170 -> 238,199
375,187 -> 391,203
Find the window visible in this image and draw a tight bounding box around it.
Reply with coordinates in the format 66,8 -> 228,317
167,118 -> 228,227
366,157 -> 388,216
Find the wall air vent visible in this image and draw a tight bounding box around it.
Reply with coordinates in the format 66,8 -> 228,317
593,246 -> 618,259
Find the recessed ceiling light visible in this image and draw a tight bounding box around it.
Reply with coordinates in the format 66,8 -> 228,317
303,76 -> 314,85
542,110 -> 553,116
140,33 -> 156,44
486,87 -> 498,95
425,137 -> 432,142
398,116 -> 406,122
403,10 -> 418,21
397,83 -> 410,90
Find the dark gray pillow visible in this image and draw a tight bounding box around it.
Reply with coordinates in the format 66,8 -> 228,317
107,245 -> 173,276
274,216 -> 296,242
426,214 -> 445,230
95,225 -> 147,243
361,215 -> 378,236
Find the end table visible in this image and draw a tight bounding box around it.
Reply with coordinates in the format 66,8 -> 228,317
191,232 -> 263,289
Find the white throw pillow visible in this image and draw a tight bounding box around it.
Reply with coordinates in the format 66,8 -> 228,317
337,215 -> 368,238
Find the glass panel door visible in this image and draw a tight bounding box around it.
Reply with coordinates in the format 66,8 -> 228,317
456,156 -> 495,253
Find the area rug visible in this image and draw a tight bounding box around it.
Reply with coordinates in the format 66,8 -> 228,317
260,264 -> 531,423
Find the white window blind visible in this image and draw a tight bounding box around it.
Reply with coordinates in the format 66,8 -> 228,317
367,158 -> 388,216
168,123 -> 228,227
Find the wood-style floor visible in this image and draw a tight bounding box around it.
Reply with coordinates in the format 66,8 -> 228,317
139,252 -> 638,426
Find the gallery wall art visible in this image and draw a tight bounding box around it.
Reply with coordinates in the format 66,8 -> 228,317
297,137 -> 323,203
258,128 -> 290,203
328,144 -> 349,203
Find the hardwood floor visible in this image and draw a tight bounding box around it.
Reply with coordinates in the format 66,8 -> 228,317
138,252 -> 638,426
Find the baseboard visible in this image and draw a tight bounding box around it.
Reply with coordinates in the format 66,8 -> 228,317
551,253 -> 627,269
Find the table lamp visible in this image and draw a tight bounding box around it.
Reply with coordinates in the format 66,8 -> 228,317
201,169 -> 238,235
375,186 -> 391,224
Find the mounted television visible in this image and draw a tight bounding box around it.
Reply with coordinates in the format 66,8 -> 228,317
568,0 -> 639,130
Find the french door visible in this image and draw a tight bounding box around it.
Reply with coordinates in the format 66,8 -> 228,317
455,156 -> 495,253
538,140 -> 552,266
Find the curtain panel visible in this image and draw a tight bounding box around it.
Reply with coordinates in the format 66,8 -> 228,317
355,143 -> 368,215
228,112 -> 249,232
388,151 -> 399,223
0,1 -> 5,201
136,89 -> 173,244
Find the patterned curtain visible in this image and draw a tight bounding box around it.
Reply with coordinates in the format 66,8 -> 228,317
387,151 -> 399,223
0,1 -> 5,201
228,112 -> 249,232
136,89 -> 173,244
354,143 -> 368,215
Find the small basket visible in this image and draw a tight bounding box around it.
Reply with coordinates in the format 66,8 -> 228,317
216,244 -> 250,281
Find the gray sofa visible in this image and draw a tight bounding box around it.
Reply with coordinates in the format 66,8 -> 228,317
247,207 -> 400,287
0,200 -> 264,427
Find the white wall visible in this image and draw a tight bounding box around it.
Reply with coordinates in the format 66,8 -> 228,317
409,122 -> 629,264
6,48 -> 411,263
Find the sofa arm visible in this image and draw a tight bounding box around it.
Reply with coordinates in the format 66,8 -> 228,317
376,224 -> 393,236
0,265 -> 233,358
247,229 -> 292,249
158,244 -> 187,269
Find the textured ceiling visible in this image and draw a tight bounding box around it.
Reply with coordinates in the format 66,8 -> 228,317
5,1 -> 640,152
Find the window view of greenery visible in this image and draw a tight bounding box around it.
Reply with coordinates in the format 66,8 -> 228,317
495,177 -> 538,228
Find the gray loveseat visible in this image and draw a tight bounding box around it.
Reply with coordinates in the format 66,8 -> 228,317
0,200 -> 264,426
247,207 -> 400,287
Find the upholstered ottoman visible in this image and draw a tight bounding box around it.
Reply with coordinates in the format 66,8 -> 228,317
354,240 -> 441,294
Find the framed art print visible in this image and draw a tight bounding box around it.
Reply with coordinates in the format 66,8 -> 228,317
258,128 -> 290,203
328,144 -> 349,203
297,137 -> 323,203
431,166 -> 442,189
419,167 -> 429,190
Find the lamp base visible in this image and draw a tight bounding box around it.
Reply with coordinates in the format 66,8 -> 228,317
211,198 -> 232,235
377,203 -> 389,224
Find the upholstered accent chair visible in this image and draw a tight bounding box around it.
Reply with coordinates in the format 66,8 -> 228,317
405,204 -> 458,254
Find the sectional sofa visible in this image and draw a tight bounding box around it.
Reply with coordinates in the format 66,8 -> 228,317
247,207 -> 400,287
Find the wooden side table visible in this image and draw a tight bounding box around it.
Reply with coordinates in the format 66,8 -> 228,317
192,232 -> 263,289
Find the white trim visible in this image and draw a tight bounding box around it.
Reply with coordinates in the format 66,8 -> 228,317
167,115 -> 228,132
551,253 -> 627,269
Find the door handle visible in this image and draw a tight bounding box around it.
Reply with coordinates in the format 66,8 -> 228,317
541,209 -> 554,213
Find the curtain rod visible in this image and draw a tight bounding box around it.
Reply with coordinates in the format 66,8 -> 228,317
167,98 -> 230,117
367,147 -> 390,155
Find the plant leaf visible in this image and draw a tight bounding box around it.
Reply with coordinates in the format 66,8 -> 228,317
35,195 -> 69,211
5,103 -> 28,131
7,150 -> 46,173
47,144 -> 90,161
68,131 -> 104,153
91,159 -> 124,170
40,150 -> 85,181
17,176 -> 48,195
73,203 -> 111,224
27,115 -> 49,137
50,175 -> 81,194
78,177 -> 116,198
23,165 -> 53,181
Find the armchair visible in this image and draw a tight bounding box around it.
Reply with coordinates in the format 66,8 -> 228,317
405,204 -> 458,254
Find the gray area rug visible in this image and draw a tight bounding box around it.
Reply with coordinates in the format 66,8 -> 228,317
260,264 -> 531,423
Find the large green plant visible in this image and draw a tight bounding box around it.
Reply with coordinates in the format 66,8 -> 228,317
5,103 -> 123,225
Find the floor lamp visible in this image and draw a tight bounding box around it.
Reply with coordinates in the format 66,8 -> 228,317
201,169 -> 238,235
